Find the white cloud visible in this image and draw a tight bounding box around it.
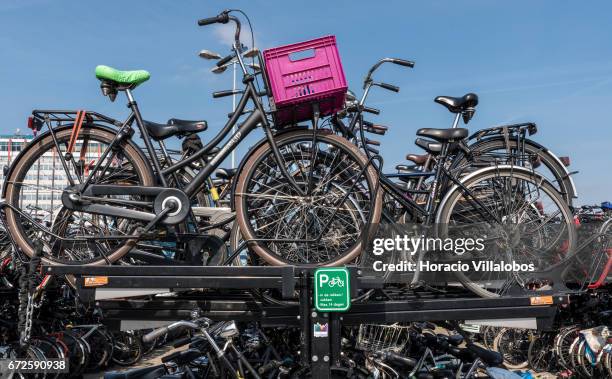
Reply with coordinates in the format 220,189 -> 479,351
213,23 -> 255,48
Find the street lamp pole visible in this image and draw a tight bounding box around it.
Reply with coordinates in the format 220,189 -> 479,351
231,60 -> 237,169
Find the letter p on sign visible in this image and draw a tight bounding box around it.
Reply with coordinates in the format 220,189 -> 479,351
319,274 -> 329,287
314,268 -> 350,312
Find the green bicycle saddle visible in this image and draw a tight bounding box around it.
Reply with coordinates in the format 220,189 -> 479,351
95,65 -> 150,86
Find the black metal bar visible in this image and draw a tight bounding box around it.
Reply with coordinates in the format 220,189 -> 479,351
42,264 -> 567,343
44,265 -> 294,276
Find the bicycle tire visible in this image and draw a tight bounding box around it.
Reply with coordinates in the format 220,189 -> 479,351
235,130 -> 382,266
111,331 -> 143,366
554,326 -> 580,370
451,136 -> 576,206
4,125 -> 155,266
576,339 -> 596,378
436,166 -> 576,298
527,332 -> 556,372
493,328 -> 529,369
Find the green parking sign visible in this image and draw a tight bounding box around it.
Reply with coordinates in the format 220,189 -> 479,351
314,267 -> 350,312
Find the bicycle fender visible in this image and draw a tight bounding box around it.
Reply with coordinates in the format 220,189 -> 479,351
467,135 -> 577,200
435,165 -> 558,224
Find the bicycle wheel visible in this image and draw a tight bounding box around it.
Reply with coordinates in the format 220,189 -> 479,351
603,348 -> 612,378
527,332 -> 556,372
483,326 -> 501,350
111,331 -> 143,366
493,328 -> 529,369
555,326 -> 580,370
576,339 -> 597,378
4,125 -> 155,265
569,336 -> 581,370
235,130 -> 382,266
53,330 -> 88,377
72,326 -> 113,371
451,136 -> 576,205
31,337 -> 65,379
437,166 -> 576,298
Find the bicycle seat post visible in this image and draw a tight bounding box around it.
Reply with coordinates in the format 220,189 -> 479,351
451,112 -> 461,129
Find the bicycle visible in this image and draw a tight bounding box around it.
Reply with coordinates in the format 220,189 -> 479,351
332,58 -> 577,298
3,9 -> 382,269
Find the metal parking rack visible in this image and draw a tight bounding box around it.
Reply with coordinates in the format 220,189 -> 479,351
43,264 -> 569,378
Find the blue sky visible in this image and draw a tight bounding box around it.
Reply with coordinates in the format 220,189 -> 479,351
1,0 -> 610,204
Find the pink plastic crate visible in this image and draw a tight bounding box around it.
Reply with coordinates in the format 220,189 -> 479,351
263,35 -> 348,126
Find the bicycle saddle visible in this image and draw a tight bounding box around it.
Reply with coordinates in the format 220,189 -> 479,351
95,65 -> 151,87
104,364 -> 166,379
415,138 -> 442,154
466,343 -> 503,366
395,164 -> 420,173
406,153 -> 428,165
216,168 -> 238,180
434,93 -> 479,113
143,118 -> 208,140
416,128 -> 468,142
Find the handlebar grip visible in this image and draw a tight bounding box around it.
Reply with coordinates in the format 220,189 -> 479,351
391,58 -> 415,68
213,89 -> 243,99
161,351 -> 182,364
379,82 -> 400,92
258,360 -> 281,374
198,17 -> 221,26
363,106 -> 380,115
216,54 -> 234,67
142,326 -> 169,343
385,352 -> 417,368
172,336 -> 193,348
198,12 -> 230,26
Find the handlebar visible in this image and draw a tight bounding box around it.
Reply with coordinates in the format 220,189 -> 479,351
363,106 -> 380,115
197,11 -> 230,26
364,57 -> 414,89
198,10 -> 241,47
216,53 -> 235,67
377,82 -> 400,93
378,351 -> 417,368
213,89 -> 244,99
389,58 -> 415,68
142,320 -> 205,343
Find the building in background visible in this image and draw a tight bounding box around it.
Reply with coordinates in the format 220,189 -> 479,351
0,132 -> 104,211
0,132 -> 32,181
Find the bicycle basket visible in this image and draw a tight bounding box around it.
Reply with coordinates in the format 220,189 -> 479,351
356,323 -> 410,353
263,35 -> 347,127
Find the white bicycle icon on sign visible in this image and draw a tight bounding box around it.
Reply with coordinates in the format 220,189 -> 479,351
328,277 -> 345,287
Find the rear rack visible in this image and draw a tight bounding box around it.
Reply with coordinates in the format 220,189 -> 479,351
468,122 -> 537,141
31,109 -> 122,127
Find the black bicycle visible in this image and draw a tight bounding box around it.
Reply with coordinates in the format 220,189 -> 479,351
329,58 -> 577,298
2,10 -> 382,269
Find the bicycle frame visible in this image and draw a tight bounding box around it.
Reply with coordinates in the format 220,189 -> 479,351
30,44 -> 308,226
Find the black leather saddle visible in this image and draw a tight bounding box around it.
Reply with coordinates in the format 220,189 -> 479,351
417,128 -> 468,142
144,118 -> 207,140
435,93 -> 479,113
415,138 -> 442,154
